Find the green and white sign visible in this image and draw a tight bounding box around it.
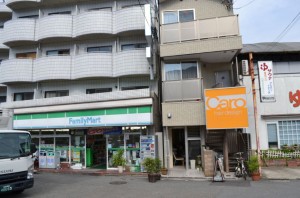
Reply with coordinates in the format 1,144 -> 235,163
14,106 -> 152,129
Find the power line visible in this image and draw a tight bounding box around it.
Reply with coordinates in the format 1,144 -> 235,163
233,0 -> 257,10
273,11 -> 300,42
137,0 -> 150,27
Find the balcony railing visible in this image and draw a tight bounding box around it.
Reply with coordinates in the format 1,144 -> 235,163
0,58 -> 33,83
161,15 -> 240,44
162,79 -> 202,101
0,88 -> 151,109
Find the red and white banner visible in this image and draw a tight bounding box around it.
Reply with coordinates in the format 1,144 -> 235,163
258,61 -> 275,102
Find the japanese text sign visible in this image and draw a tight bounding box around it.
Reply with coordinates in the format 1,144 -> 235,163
205,87 -> 249,129
258,61 -> 275,102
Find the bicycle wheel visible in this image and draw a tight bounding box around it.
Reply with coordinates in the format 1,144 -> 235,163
242,170 -> 247,180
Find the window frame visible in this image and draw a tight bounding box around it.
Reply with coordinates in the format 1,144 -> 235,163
266,122 -> 279,149
121,86 -> 149,91
162,9 -> 196,25
121,43 -> 147,51
13,92 -> 34,101
87,46 -> 112,53
48,11 -> 71,16
46,49 -> 70,56
45,90 -> 69,98
86,88 -> 113,94
163,61 -> 199,81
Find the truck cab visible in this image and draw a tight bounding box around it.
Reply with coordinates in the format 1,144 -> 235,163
0,130 -> 37,194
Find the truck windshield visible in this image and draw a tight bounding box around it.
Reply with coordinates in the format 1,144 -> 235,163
0,133 -> 31,159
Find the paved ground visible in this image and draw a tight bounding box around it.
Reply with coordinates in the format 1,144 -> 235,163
4,172 -> 300,198
262,167 -> 300,180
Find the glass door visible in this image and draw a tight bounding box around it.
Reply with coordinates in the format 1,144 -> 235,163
125,133 -> 141,172
107,134 -> 124,169
186,127 -> 201,169
56,137 -> 70,163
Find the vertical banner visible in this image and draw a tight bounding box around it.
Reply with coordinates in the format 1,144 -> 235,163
258,61 -> 275,102
205,87 -> 248,129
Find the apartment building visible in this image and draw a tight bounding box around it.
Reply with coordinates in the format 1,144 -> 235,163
239,42 -> 300,150
0,0 -> 160,171
159,0 -> 246,176
0,0 -> 11,117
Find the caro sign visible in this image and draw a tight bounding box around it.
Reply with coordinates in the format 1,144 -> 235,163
205,87 -> 248,129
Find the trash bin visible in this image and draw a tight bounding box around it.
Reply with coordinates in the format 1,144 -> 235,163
190,160 -> 196,170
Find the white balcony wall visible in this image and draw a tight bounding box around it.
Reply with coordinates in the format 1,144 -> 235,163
0,59 -> 33,83
72,53 -> 113,79
3,19 -> 35,44
36,15 -> 72,40
74,10 -> 112,37
5,0 -> 39,4
113,6 -> 144,34
33,56 -> 71,81
114,49 -> 149,77
0,2 -> 11,13
0,29 -> 8,49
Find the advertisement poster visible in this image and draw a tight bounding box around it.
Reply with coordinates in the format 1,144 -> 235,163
140,136 -> 156,172
258,61 -> 275,102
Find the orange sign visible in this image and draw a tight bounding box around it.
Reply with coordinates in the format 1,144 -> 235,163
205,87 -> 248,129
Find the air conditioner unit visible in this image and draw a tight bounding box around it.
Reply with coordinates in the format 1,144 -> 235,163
241,60 -> 249,75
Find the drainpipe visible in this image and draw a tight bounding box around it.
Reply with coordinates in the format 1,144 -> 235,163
249,52 -> 261,175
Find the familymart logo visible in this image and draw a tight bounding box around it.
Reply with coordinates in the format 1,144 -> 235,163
69,116 -> 101,126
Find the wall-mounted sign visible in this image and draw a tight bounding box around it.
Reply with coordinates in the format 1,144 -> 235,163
88,127 -> 122,135
289,90 -> 300,108
205,87 -> 248,129
258,61 -> 275,102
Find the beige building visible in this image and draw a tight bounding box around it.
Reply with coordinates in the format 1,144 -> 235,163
159,0 -> 245,176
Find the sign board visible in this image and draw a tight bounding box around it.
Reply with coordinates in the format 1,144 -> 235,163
205,87 -> 248,129
87,127 -> 122,135
258,61 -> 275,102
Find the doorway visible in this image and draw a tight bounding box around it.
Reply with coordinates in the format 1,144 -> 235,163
172,129 -> 185,167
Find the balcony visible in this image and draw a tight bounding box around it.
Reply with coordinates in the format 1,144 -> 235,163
36,15 -> 72,41
114,6 -> 145,34
160,15 -> 242,60
33,56 -> 71,81
1,88 -> 151,109
5,0 -> 39,10
114,49 -> 149,77
0,2 -> 11,20
0,29 -> 8,50
162,79 -> 202,102
0,59 -> 33,83
74,10 -> 112,38
72,53 -> 113,79
2,19 -> 36,46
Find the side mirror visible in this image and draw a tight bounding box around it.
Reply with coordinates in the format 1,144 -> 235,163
30,143 -> 37,154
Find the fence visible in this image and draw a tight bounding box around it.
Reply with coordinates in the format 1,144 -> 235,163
261,150 -> 300,159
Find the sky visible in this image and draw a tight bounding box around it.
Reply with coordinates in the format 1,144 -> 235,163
233,0 -> 300,44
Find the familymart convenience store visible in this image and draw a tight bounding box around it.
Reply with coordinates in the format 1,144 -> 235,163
13,106 -> 153,170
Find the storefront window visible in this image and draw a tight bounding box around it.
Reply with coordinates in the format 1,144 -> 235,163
278,120 -> 300,146
56,137 -> 70,163
125,133 -> 140,171
107,134 -> 124,168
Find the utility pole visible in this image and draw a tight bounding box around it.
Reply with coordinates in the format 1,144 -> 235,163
249,52 -> 261,174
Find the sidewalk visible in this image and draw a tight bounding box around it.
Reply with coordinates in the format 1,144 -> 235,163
262,167 -> 300,180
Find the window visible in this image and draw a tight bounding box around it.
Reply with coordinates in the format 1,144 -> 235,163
267,123 -> 278,148
48,11 -> 71,15
46,49 -> 70,56
0,59 -> 2,64
122,4 -> 141,8
0,96 -> 6,103
87,46 -> 112,53
121,43 -> 147,51
19,15 -> 39,19
278,120 -> 300,146
45,90 -> 69,98
121,86 -> 149,91
16,52 -> 36,59
14,92 -> 34,101
164,62 -> 198,81
86,88 -> 112,94
88,7 -> 112,11
163,9 -> 195,24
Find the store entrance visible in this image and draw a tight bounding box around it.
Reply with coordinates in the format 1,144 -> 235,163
172,129 -> 185,167
86,135 -> 106,169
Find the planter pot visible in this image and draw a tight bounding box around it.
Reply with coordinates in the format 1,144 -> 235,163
251,172 -> 261,181
148,174 -> 158,183
155,173 -> 161,180
118,166 -> 123,173
161,168 -> 168,175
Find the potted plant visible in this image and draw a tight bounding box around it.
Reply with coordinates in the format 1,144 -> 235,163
248,155 -> 260,181
161,166 -> 168,175
142,158 -> 161,183
112,150 -> 126,173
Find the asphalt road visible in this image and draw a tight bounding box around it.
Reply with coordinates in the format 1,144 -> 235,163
4,173 -> 300,198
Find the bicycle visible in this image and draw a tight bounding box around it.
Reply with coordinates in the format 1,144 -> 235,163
234,152 -> 247,180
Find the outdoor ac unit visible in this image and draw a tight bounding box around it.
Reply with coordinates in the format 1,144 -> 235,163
241,60 -> 249,75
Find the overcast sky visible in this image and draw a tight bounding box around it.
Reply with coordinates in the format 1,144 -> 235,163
233,0 -> 300,44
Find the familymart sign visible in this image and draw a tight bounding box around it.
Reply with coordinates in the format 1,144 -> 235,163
14,106 -> 152,129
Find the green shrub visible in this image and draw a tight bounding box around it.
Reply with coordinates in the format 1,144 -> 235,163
248,155 -> 259,174
112,150 -> 126,167
143,158 -> 161,174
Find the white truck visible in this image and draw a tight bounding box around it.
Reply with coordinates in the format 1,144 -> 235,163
0,130 -> 37,194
